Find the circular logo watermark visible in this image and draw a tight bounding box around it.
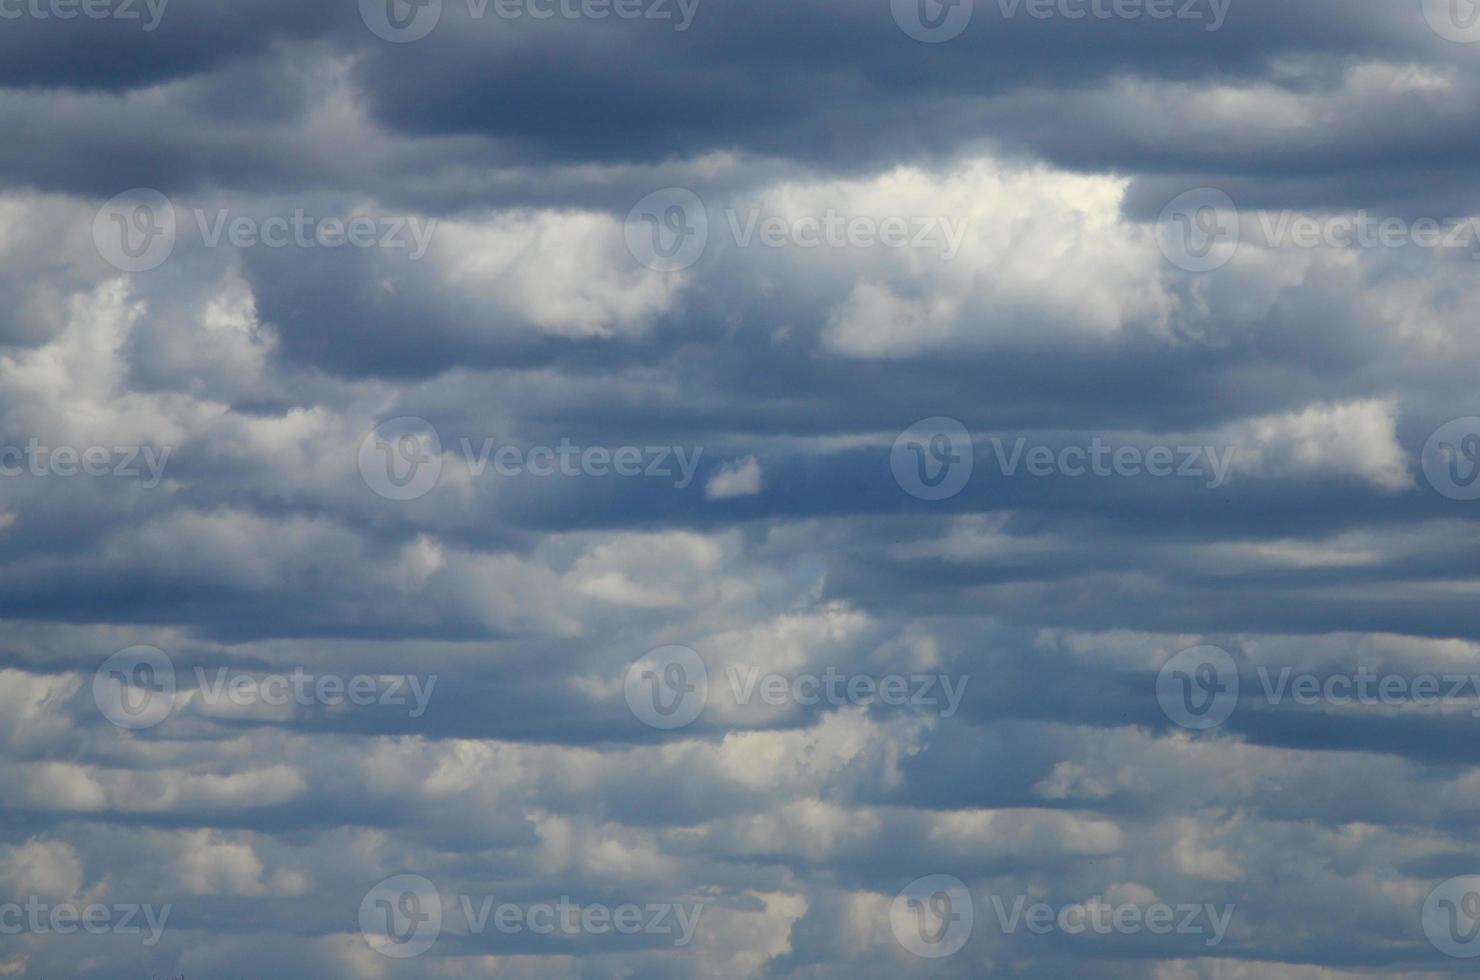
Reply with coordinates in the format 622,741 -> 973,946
890,874 -> 973,958
624,188 -> 708,272
360,0 -> 442,41
360,874 -> 443,958
1424,876 -> 1480,957
93,189 -> 177,273
1156,645 -> 1239,731
93,645 -> 176,730
1156,187 -> 1240,273
891,417 -> 973,501
358,416 -> 444,501
624,645 -> 708,729
891,0 -> 974,42
1423,0 -> 1480,43
1422,418 -> 1480,501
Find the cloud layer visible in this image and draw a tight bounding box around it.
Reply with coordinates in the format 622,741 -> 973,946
3,1 -> 1480,977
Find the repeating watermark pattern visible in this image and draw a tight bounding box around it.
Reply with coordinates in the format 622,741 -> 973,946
92,189 -> 437,272
989,895 -> 1235,945
996,0 -> 1228,29
893,0 -> 974,42
1251,211 -> 1480,258
93,645 -> 438,730
191,668 -> 438,718
1423,0 -> 1480,43
890,875 -> 974,958
0,0 -> 167,29
360,0 -> 699,42
988,437 -> 1236,489
1156,187 -> 1239,273
0,899 -> 171,946
1425,876 -> 1480,957
1422,418 -> 1480,501
358,417 -> 704,501
1157,646 -> 1480,731
1156,646 -> 1240,731
93,646 -> 177,731
1158,188 -> 1480,272
890,419 -> 1237,501
625,188 -> 710,272
891,417 -> 974,501
358,875 -> 703,959
624,188 -> 969,271
624,647 -> 969,728
359,416 -> 444,501
1256,667 -> 1480,717
724,206 -> 969,259
725,665 -> 970,718
0,439 -> 172,486
892,0 -> 1229,42
91,189 -> 177,273
624,645 -> 709,729
360,875 -> 442,958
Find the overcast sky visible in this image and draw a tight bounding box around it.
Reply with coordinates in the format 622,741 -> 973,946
4,0 -> 1480,976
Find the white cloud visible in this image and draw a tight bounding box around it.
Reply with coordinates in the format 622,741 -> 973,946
706,455 -> 762,499
433,211 -> 682,339
1219,399 -> 1411,490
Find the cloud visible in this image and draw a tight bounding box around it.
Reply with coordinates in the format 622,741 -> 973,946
1221,399 -> 1412,491
3,1 -> 1480,977
706,456 -> 762,499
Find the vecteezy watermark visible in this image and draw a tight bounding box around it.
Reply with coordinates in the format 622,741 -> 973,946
357,416 -> 704,501
359,0 -> 699,42
890,875 -> 974,958
0,0 -> 168,29
892,0 -> 974,42
92,189 -> 438,272
994,0 -> 1229,30
624,188 -> 709,272
93,646 -> 177,730
725,666 -> 970,718
623,188 -> 969,271
358,875 -> 704,959
1425,876 -> 1480,957
1157,188 -> 1480,272
891,417 -> 974,502
1157,646 -> 1480,731
889,419 -> 1237,502
1156,646 -> 1239,731
892,0 -> 1230,42
1250,211 -> 1480,258
987,437 -> 1236,489
722,207 -> 969,259
988,894 -> 1235,946
1255,668 -> 1480,717
1423,0 -> 1480,43
1156,188 -> 1240,273
2,898 -> 171,946
92,645 -> 439,730
624,645 -> 708,729
91,189 -> 176,273
0,898 -> 171,946
622,646 -> 968,729
1422,418 -> 1480,501
0,439 -> 172,487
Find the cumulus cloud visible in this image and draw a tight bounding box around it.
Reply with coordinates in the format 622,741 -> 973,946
705,455 -> 762,498
1220,399 -> 1412,491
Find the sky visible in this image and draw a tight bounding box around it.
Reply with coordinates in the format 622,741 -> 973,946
3,0 -> 1480,976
